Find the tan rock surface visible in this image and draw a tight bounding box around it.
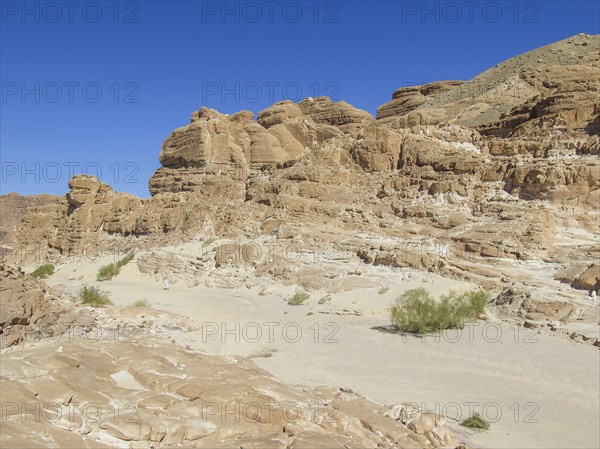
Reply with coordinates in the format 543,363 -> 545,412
5,33 -> 600,328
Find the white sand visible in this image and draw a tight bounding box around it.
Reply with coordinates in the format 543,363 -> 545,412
46,254 -> 600,449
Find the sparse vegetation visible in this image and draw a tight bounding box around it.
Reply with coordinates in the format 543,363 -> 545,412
30,263 -> 55,279
390,288 -> 490,335
203,238 -> 216,246
463,290 -> 491,318
318,294 -> 332,304
460,413 -> 490,430
97,263 -> 118,281
96,252 -> 135,281
131,299 -> 150,307
80,288 -> 112,307
288,292 -> 310,306
117,252 -> 135,267
378,286 -> 390,295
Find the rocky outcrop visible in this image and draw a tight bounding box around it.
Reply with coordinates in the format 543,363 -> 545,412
499,158 -> 600,205
378,34 -> 600,136
377,80 -> 464,121
572,264 -> 600,294
298,96 -> 374,126
148,97 -> 371,196
0,336 -> 460,449
0,193 -> 66,258
0,264 -> 92,348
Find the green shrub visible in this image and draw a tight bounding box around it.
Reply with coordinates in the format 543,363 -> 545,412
97,263 -> 118,281
80,288 -> 112,307
378,286 -> 390,295
30,263 -> 55,279
390,288 -> 490,335
131,299 -> 150,307
464,290 -> 491,318
116,252 -> 134,269
96,253 -> 135,281
288,292 -> 310,306
460,413 -> 490,430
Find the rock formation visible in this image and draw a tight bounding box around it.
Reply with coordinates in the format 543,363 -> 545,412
0,193 -> 66,257
0,264 -> 93,348
4,33 -> 600,319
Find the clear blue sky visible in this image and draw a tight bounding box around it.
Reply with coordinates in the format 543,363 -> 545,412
1,0 -> 598,197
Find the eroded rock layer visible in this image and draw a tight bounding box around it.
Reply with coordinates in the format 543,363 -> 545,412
4,34 -> 600,318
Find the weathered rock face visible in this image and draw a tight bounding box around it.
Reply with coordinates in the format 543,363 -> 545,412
378,33 -> 600,137
298,96 -> 374,126
500,159 -> 600,205
0,264 -> 92,348
572,264 -> 600,293
159,108 -> 250,170
6,34 -> 600,323
148,98 -> 372,196
0,336 -> 461,448
377,80 -> 465,121
0,193 -> 66,258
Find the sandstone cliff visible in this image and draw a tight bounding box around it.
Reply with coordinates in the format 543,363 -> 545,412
5,34 -> 600,319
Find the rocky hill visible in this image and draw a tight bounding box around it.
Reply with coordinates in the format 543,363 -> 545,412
1,33 -> 599,449
378,33 -> 599,135
5,33 -> 600,321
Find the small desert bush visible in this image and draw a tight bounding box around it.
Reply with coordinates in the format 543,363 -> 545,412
116,252 -> 134,269
131,299 -> 150,307
80,288 -> 112,307
460,413 -> 490,430
378,286 -> 390,295
30,263 -> 55,279
390,288 -> 490,335
464,290 -> 491,318
288,292 -> 310,306
97,263 -> 118,281
318,294 -> 332,304
249,348 -> 277,358
96,253 -> 135,281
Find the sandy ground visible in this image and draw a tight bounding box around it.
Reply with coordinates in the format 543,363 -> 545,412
44,254 -> 600,449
